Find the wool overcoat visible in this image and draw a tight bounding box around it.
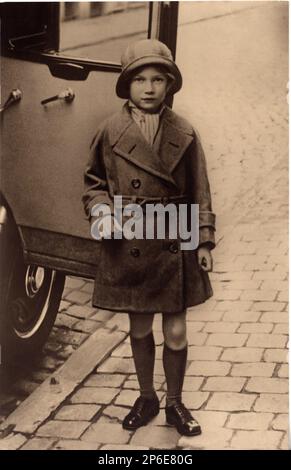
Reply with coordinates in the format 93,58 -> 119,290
82,103 -> 216,314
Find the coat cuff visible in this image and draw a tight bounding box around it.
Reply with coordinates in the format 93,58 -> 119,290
199,211 -> 216,230
199,227 -> 216,250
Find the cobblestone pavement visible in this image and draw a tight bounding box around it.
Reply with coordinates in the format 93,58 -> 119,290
0,2 -> 288,451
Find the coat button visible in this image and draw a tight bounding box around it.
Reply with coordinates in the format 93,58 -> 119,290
130,247 -> 140,257
131,178 -> 141,189
169,242 -> 178,254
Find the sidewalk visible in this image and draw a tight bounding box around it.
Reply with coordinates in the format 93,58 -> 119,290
0,2 -> 288,451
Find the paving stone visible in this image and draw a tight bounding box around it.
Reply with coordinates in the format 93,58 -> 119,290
178,376 -> 204,391
105,315 -> 130,332
231,363 -> 275,377
252,302 -> 286,311
187,346 -> 222,361
31,370 -> 52,383
179,426 -> 233,450
186,310 -> 224,321
277,291 -> 288,302
263,349 -> 288,363
188,411 -> 228,429
261,281 -> 288,291
207,333 -> 248,347
36,420 -> 90,439
220,347 -> 263,363
254,394 -> 288,413
0,433 -> 27,450
179,321 -> 205,332
186,332 -> 208,346
81,422 -> 131,444
65,290 -> 92,304
84,374 -> 125,388
203,377 -> 246,392
273,323 -> 289,334
226,412 -> 273,430
54,439 -> 100,450
21,437 -> 57,450
277,364 -> 288,378
38,356 -> 64,371
187,361 -> 231,376
91,309 -> 115,322
240,290 -> 277,301
66,304 -> 96,319
212,272 -> 253,281
260,312 -> 288,323
222,310 -> 261,322
54,313 -> 78,329
216,301 -> 253,311
252,271 -> 286,280
213,290 -> 242,301
71,387 -> 119,404
65,277 -> 86,289
271,414 -> 288,431
230,430 -> 282,450
80,282 -> 94,294
247,334 -> 287,348
182,392 -> 210,410
74,320 -> 100,334
206,393 -> 257,411
245,378 -> 288,394
222,280 -> 262,290
101,444 -> 149,450
59,300 -> 72,312
97,357 -> 136,374
130,426 -> 180,449
55,404 -> 100,421
111,343 -> 133,357
102,406 -> 130,422
203,322 -> 240,333
50,328 -> 88,347
237,323 -> 273,333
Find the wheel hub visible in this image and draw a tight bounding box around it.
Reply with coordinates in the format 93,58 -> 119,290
25,265 -> 45,297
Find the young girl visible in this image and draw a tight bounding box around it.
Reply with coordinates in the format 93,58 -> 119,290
82,39 -> 215,436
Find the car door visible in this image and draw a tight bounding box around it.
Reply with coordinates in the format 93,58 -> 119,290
1,1 -> 179,278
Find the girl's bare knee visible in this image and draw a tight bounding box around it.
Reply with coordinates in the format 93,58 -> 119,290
162,313 -> 187,350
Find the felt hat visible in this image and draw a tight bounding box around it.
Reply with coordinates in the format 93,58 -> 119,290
116,39 -> 182,99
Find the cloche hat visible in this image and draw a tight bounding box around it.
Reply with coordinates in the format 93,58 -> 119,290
116,39 -> 182,99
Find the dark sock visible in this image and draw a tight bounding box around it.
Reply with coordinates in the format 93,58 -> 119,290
130,332 -> 157,400
163,343 -> 187,407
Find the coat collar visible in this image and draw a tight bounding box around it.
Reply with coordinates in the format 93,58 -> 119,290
108,103 -> 194,187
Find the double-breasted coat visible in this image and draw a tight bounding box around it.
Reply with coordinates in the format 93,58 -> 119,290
82,103 -> 216,314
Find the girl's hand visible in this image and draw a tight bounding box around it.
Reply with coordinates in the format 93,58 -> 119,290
197,246 -> 213,272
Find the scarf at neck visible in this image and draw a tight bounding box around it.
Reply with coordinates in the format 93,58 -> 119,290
128,101 -> 165,147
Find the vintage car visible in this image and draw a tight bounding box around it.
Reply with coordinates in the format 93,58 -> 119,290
0,1 -> 179,363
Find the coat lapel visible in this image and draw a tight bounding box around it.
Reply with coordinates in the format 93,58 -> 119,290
108,104 -> 194,188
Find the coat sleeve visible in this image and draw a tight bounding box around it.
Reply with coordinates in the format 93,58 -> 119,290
190,130 -> 216,250
82,126 -> 113,221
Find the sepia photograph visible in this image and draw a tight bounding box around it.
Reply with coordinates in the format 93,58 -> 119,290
0,0 -> 288,453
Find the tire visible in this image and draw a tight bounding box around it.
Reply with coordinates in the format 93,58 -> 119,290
0,200 -> 65,365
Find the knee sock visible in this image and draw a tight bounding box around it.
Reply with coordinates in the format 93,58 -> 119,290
163,343 -> 187,407
130,332 -> 157,400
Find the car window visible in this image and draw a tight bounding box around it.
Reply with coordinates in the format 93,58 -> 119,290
59,1 -> 150,62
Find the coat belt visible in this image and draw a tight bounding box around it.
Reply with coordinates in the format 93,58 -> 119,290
120,194 -> 188,207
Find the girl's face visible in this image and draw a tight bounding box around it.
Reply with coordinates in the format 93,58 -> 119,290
129,66 -> 169,112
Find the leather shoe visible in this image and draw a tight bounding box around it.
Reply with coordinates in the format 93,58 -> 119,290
165,402 -> 202,436
122,395 -> 160,430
